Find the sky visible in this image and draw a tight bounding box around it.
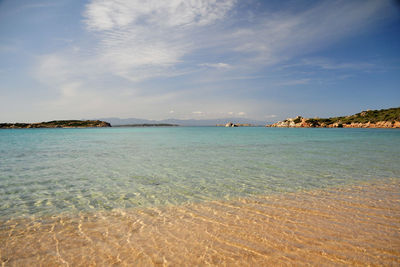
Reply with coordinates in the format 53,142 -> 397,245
0,0 -> 399,123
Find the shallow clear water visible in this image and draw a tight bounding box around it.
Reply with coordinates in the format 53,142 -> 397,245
0,127 -> 399,219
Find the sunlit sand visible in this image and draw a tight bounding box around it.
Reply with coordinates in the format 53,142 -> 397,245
1,179 -> 399,266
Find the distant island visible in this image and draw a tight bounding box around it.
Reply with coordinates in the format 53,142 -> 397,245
94,117 -> 266,126
113,123 -> 179,127
267,107 -> 400,128
0,120 -> 111,129
216,122 -> 255,127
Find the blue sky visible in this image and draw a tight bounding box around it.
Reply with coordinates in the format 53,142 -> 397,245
0,0 -> 399,123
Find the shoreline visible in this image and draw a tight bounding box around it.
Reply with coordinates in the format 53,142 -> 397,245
1,179 -> 399,266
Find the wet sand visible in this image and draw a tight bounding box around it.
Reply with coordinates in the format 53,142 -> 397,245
1,179 -> 399,266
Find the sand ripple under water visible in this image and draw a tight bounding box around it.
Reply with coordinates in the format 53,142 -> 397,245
1,180 -> 399,266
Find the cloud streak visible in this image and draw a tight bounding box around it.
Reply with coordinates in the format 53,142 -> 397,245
28,0 -> 398,121
199,62 -> 231,69
82,0 -> 236,81
76,0 -> 393,82
84,0 -> 236,30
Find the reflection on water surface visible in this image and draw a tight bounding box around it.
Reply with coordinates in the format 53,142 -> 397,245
1,180 -> 399,266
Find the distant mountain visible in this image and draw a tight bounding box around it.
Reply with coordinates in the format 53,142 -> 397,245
113,123 -> 179,127
94,117 -> 268,126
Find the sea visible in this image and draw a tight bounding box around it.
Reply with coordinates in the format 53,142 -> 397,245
1,127 -> 399,219
1,127 -> 400,265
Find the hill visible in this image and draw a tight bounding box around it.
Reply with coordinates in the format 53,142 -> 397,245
0,120 -> 111,129
267,107 -> 400,128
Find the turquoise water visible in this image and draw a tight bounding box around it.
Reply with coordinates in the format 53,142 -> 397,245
0,127 -> 399,219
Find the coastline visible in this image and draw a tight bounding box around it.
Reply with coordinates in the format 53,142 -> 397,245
266,107 -> 400,128
1,178 -> 399,266
0,120 -> 111,129
267,117 -> 400,128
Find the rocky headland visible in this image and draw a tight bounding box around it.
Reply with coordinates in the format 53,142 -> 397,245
266,107 -> 400,128
0,120 -> 111,129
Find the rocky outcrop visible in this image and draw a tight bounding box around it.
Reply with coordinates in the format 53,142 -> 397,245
267,107 -> 400,129
0,120 -> 111,129
268,116 -> 320,128
219,122 -> 252,127
341,121 -> 400,128
267,117 -> 400,128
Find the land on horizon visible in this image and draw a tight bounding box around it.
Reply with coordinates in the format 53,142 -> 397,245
93,117 -> 268,127
1,0 -> 400,266
96,107 -> 400,127
2,107 -> 400,128
268,107 -> 400,128
0,120 -> 111,129
112,123 -> 179,127
1,0 -> 399,128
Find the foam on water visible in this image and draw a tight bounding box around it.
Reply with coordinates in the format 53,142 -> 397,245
0,127 -> 399,219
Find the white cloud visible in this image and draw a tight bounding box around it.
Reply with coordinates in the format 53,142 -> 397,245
39,0 -> 392,84
84,0 -> 236,31
199,62 -> 231,69
28,0 -> 397,121
81,0 -> 236,81
222,0 -> 393,67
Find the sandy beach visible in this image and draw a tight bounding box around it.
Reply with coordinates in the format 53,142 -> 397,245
1,179 -> 399,266
2,0 -> 400,265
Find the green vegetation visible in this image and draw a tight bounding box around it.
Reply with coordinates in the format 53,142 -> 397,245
308,107 -> 400,126
293,117 -> 302,124
0,120 -> 111,129
304,118 -> 320,127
